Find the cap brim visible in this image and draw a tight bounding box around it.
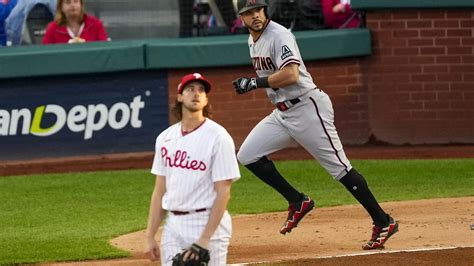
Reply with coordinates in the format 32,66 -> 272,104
181,79 -> 211,94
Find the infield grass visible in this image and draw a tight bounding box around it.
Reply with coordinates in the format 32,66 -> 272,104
0,159 -> 472,264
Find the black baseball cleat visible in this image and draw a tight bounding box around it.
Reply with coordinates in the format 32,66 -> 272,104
280,194 -> 315,234
362,214 -> 399,250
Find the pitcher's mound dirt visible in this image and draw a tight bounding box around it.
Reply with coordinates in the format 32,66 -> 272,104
102,197 -> 473,265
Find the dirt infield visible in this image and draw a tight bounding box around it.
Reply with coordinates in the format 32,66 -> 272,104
44,197 -> 473,265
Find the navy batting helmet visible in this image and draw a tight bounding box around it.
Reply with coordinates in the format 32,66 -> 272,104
237,0 -> 268,15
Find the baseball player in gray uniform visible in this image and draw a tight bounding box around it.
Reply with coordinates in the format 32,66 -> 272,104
145,73 -> 240,265
232,0 -> 398,250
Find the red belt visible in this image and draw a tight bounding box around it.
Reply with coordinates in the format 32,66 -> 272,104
170,208 -> 208,215
276,98 -> 301,111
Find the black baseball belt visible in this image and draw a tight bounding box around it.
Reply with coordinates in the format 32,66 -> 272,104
170,208 -> 208,215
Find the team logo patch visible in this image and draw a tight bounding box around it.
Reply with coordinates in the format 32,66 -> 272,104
281,45 -> 293,60
247,0 -> 257,4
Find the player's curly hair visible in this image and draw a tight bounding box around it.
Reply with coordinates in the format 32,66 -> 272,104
55,0 -> 86,26
172,100 -> 212,121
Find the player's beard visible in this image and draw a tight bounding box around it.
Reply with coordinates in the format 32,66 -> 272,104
246,18 -> 267,33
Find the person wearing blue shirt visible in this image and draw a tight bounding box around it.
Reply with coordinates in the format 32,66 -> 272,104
0,0 -> 17,46
5,0 -> 55,45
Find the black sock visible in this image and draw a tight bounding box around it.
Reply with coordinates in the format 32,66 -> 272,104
245,156 -> 302,203
339,168 -> 388,226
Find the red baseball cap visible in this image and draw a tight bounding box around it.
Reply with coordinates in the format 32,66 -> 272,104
177,73 -> 212,94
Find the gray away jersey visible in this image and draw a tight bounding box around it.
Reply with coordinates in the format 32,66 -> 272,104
248,20 -> 317,104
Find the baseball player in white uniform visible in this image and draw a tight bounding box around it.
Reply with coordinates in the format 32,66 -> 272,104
232,0 -> 398,250
145,73 -> 240,265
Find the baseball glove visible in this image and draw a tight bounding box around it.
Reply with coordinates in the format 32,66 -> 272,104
172,243 -> 210,266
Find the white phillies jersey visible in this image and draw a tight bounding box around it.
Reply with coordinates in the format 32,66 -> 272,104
248,20 -> 317,104
151,119 -> 240,212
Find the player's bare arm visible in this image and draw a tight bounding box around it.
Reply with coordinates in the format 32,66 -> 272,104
267,63 -> 299,88
183,179 -> 233,261
197,180 -> 232,247
144,175 -> 166,261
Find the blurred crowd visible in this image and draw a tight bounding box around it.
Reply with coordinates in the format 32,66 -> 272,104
0,0 -> 362,47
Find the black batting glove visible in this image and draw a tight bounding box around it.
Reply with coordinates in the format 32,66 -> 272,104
232,77 -> 258,94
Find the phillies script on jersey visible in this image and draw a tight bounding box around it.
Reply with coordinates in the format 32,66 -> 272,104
161,147 -> 207,171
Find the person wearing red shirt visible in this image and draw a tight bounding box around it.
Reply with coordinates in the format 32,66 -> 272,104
321,0 -> 360,29
42,0 -> 107,44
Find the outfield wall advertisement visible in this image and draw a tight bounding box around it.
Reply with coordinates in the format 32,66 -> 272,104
0,71 -> 169,160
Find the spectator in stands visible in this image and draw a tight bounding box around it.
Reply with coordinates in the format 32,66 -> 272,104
321,0 -> 360,29
0,0 -> 17,46
5,0 -> 54,45
42,0 -> 108,44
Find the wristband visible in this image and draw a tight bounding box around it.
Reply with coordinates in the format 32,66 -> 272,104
256,77 -> 270,88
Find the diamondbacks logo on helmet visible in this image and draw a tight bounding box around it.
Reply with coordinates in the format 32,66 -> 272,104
238,0 -> 268,14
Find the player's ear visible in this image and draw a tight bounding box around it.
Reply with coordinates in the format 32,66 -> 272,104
177,93 -> 183,103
